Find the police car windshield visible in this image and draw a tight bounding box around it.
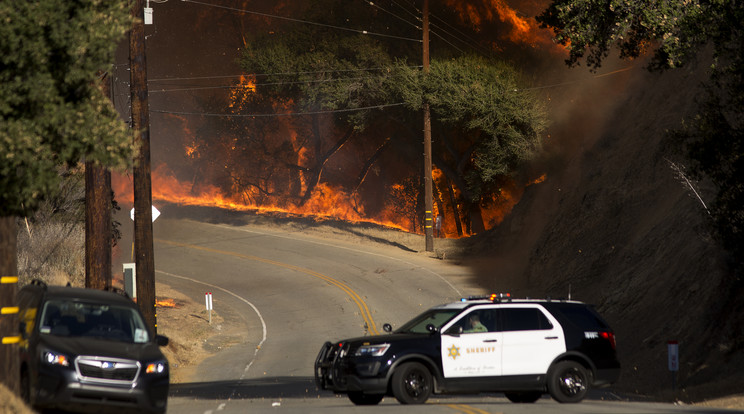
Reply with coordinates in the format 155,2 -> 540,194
396,309 -> 460,333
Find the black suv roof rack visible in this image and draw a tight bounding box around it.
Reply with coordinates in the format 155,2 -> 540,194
29,279 -> 48,289
104,285 -> 131,299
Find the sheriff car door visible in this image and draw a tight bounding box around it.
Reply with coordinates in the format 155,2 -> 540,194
441,308 -> 502,378
499,305 -> 566,376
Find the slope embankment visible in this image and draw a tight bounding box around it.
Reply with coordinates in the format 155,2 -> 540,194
465,59 -> 744,401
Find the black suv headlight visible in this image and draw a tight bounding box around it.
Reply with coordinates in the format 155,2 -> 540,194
144,360 -> 168,375
354,343 -> 390,357
43,350 -> 70,367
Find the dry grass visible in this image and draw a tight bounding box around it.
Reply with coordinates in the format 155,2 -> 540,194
0,383 -> 34,414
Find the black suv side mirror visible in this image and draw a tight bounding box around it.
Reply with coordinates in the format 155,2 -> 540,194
155,334 -> 169,347
18,322 -> 27,339
383,323 -> 393,333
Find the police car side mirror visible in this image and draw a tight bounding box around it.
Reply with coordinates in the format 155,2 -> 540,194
444,325 -> 462,336
383,323 -> 393,333
426,324 -> 438,334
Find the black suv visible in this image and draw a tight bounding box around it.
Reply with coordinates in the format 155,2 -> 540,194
315,295 -> 620,405
16,281 -> 170,414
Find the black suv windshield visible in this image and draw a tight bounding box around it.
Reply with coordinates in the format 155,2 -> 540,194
38,300 -> 150,343
396,309 -> 461,333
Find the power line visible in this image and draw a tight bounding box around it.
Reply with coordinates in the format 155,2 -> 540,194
181,0 -> 422,43
149,75 -> 387,94
147,65 -> 423,83
357,0 -> 420,31
390,0 -> 421,23
430,13 -> 493,56
429,28 -> 465,54
151,102 -> 407,118
519,66 -> 637,91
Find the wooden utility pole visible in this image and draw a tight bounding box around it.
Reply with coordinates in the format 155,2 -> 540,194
423,0 -> 434,252
0,216 -> 20,394
85,72 -> 113,290
130,0 -> 157,333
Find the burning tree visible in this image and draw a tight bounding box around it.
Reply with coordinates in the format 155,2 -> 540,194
219,2 -> 548,236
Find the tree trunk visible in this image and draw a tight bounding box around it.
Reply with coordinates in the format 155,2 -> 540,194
447,183 -> 464,237
0,216 -> 19,395
299,122 -> 354,206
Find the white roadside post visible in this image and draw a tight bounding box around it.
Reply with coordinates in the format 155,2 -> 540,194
668,340 -> 679,391
205,292 -> 213,324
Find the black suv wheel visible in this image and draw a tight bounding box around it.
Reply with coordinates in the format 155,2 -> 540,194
391,362 -> 432,404
548,360 -> 589,403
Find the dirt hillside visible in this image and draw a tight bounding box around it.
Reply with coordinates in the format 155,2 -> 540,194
464,61 -> 744,401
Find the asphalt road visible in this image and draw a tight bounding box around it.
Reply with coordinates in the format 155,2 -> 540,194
137,215 -> 738,414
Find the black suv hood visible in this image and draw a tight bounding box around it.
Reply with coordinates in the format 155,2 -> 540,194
39,334 -> 165,361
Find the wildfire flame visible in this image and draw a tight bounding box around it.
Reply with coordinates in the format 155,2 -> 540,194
155,298 -> 177,308
444,0 -> 558,50
113,165 -> 408,231
229,75 -> 257,110
113,164 -> 545,237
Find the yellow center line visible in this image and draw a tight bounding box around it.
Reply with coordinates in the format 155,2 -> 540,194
156,238 -> 379,335
445,404 -> 500,414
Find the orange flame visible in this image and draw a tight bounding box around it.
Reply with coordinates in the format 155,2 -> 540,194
155,298 -> 177,308
444,0 -> 557,49
229,75 -> 257,110
113,164 -> 546,238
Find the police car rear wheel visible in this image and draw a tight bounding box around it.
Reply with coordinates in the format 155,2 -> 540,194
348,392 -> 384,405
391,362 -> 432,404
547,361 -> 589,403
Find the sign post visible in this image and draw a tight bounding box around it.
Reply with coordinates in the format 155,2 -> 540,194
668,340 -> 679,391
205,292 -> 213,324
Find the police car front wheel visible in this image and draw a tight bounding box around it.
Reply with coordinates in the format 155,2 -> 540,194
391,362 -> 433,404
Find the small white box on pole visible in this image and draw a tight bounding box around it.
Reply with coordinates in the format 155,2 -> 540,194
123,263 -> 136,299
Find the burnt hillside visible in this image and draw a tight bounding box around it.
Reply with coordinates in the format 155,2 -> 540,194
465,60 -> 744,400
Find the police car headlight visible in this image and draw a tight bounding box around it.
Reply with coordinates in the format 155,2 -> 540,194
355,343 -> 390,357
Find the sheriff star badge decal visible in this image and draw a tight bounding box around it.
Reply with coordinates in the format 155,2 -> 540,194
447,344 -> 461,360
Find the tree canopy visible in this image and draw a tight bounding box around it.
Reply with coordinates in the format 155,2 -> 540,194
536,0 -> 741,71
225,13 -> 547,234
0,0 -> 133,217
538,0 -> 744,268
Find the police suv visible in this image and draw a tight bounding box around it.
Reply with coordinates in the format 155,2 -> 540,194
315,294 -> 620,405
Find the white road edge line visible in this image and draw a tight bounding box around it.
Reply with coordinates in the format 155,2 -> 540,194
156,270 -> 268,411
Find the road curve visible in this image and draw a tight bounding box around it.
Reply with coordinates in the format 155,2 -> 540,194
141,216 -> 730,414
